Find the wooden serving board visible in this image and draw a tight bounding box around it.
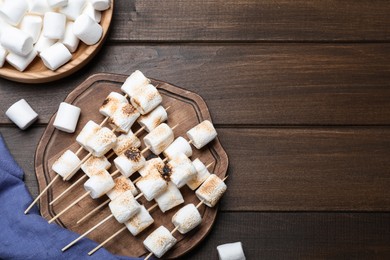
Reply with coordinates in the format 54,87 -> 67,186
35,73 -> 229,258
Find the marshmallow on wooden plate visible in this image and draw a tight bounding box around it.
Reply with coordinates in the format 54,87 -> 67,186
52,150 -> 81,179
5,99 -> 38,129
109,103 -> 140,133
43,12 -> 66,39
76,120 -> 101,148
20,15 -> 42,43
90,0 -> 110,11
0,45 -> 6,67
137,105 -> 168,133
217,242 -> 246,260
60,0 -> 86,21
34,34 -> 56,54
130,84 -> 162,115
138,157 -> 164,177
168,153 -> 197,188
84,169 -> 115,199
6,49 -> 37,72
114,147 -> 145,178
1,26 -> 33,56
143,123 -> 174,155
73,14 -> 102,45
53,102 -> 81,133
136,168 -> 168,201
40,42 -> 72,70
81,155 -> 111,177
113,130 -> 141,156
163,136 -> 192,160
106,175 -> 138,200
47,0 -> 68,8
172,204 -> 202,234
28,0 -> 51,15
187,158 -> 211,190
85,126 -> 117,157
108,190 -> 141,223
187,120 -> 217,149
60,21 -> 79,53
143,226 -> 177,258
196,174 -> 227,207
83,2 -> 101,23
155,182 -> 184,213
124,205 -> 154,236
121,70 -> 150,98
99,92 -> 128,117
0,0 -> 28,25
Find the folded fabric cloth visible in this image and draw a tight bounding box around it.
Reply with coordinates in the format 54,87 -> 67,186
0,134 -> 141,260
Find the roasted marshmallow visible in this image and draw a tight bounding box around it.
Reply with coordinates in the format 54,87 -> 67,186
121,70 -> 150,98
130,84 -> 162,115
90,0 -> 110,11
43,12 -> 66,39
52,150 -> 81,179
114,147 -> 145,178
155,182 -> 184,213
5,99 -> 38,130
109,103 -> 140,133
1,26 -> 33,56
108,190 -> 141,223
168,153 -> 197,188
113,130 -> 141,155
76,120 -> 101,148
217,242 -> 246,260
124,205 -> 154,236
73,14 -> 102,45
172,204 -> 202,234
143,123 -> 174,155
84,169 -> 115,199
195,174 -> 227,207
106,175 -> 138,200
163,136 -> 192,160
6,49 -> 37,72
187,158 -> 211,190
136,168 -> 168,201
53,102 -> 81,133
40,42 -> 72,70
137,105 -> 168,133
81,156 -> 111,177
0,0 -> 28,25
138,157 -> 164,177
99,92 -> 128,117
85,126 -> 116,157
60,0 -> 86,21
143,226 -> 177,258
20,15 -> 42,43
60,21 -> 80,53
186,120 -> 218,149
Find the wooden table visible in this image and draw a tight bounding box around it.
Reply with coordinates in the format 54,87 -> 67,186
1,1 -> 390,258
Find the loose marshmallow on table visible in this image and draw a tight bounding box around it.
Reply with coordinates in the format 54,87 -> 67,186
137,105 -> 168,133
1,26 -> 33,56
168,153 -> 197,188
28,0 -> 51,15
84,169 -> 115,199
52,150 -> 81,179
114,147 -> 145,178
124,205 -> 154,236
47,0 -> 68,8
99,92 -> 128,118
81,155 -> 111,177
60,0 -> 86,21
217,242 -> 246,260
34,34 -> 56,54
73,14 -> 102,45
85,126 -> 117,157
172,204 -> 202,234
143,226 -> 177,258
187,158 -> 211,190
155,182 -> 184,213
40,42 -> 72,70
53,102 -> 81,133
5,99 -> 38,130
143,123 -> 174,155
0,0 -> 28,25
163,136 -> 192,160
195,174 -> 227,207
106,175 -> 138,200
90,0 -> 110,11
187,120 -> 218,149
6,49 -> 37,72
136,168 -> 168,201
121,70 -> 150,98
138,157 -> 164,177
113,130 -> 141,156
43,12 -> 66,39
20,15 -> 42,43
83,2 -> 101,23
76,120 -> 101,148
109,103 -> 140,133
0,45 -> 6,67
60,21 -> 80,53
130,84 -> 162,115
108,190 -> 141,223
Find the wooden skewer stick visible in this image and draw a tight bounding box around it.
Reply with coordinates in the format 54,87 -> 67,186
144,252 -> 153,260
76,198 -> 110,224
75,146 -> 83,155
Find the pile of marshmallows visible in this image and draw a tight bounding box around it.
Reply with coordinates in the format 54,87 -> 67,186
0,0 -> 110,71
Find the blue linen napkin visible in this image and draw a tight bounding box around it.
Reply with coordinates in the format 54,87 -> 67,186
0,134 -> 141,260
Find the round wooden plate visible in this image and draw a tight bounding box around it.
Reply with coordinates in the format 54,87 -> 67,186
0,3 -> 113,84
35,73 -> 229,258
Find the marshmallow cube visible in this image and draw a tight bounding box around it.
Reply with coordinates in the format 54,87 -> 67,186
136,169 -> 168,201
0,45 -> 6,67
217,242 -> 246,260
73,14 -> 102,45
81,156 -> 111,177
121,70 -> 150,98
113,130 -> 141,156
138,157 -> 164,177
163,136 -> 192,160
0,0 -> 28,25
109,190 -> 141,223
84,169 -> 115,199
114,147 -> 145,178
60,22 -> 79,53
52,150 -> 81,179
85,126 -> 117,157
90,0 -> 110,11
53,102 -> 81,133
196,174 -> 227,207
83,2 -> 101,22
34,34 -> 56,54
143,226 -> 177,258
187,120 -> 218,149
99,92 -> 128,117
60,0 -> 86,20
172,204 -> 202,234
76,120 -> 101,148
168,153 -> 197,188
155,182 -> 184,213
47,0 -> 68,8
109,103 -> 140,133
106,175 -> 138,200
43,12 -> 66,39
143,123 -> 174,155
187,158 -> 211,190
137,105 -> 168,133
20,15 -> 42,43
124,205 -> 154,236
1,26 -> 33,56
40,42 -> 72,71
6,49 -> 37,72
130,84 -> 162,115
28,0 -> 51,15
5,99 -> 38,129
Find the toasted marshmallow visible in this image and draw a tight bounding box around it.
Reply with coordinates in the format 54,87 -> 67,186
52,150 -> 81,179
109,103 -> 140,133
114,147 -> 145,178
217,242 -> 246,260
85,127 -> 117,157
155,182 -> 184,213
163,137 -> 192,160
124,205 -> 154,236
187,158 -> 211,190
106,175 -> 138,200
186,120 -> 217,149
108,190 -> 141,223
81,156 -> 111,177
113,130 -> 141,155
137,105 -> 168,132
143,226 -> 177,258
90,0 -> 110,11
143,123 -> 174,155
121,70 -> 150,97
138,157 -> 164,177
172,204 -> 202,234
168,153 -> 197,188
136,168 -> 167,201
60,0 -> 86,21
0,0 -> 28,26
195,174 -> 227,207
76,120 -> 101,148
84,169 -> 115,199
130,84 -> 162,115
99,92 -> 128,117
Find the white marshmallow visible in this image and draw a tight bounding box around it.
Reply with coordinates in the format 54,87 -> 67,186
137,105 -> 168,133
73,14 -> 102,45
124,205 -> 154,236
40,42 -> 72,71
47,0 -> 68,8
106,175 -> 138,200
76,120 -> 101,148
138,157 -> 164,177
163,136 -> 192,160
60,22 -> 79,53
0,26 -> 33,56
5,99 -> 38,130
195,174 -> 227,207
43,12 -> 66,40
108,190 -> 140,223
60,0 -> 86,21
136,168 -> 168,201
187,158 -> 211,190
186,120 -> 218,149
121,70 -> 150,98
113,147 -> 145,178
85,126 -> 116,157
143,226 -> 177,258
217,242 -> 246,260
28,0 -> 51,15
20,15 -> 42,43
113,130 -> 141,156
168,153 -> 197,188
172,204 -> 202,234
81,156 -> 111,177
53,102 -> 81,133
143,123 -> 174,155
51,150 -> 81,179
155,182 -> 184,213
90,0 -> 110,11
109,103 -> 140,133
99,92 -> 128,117
0,0 -> 28,26
83,2 -> 101,22
6,49 -> 37,72
34,33 -> 55,54
0,45 -> 6,67
83,169 -> 115,199
130,84 -> 162,115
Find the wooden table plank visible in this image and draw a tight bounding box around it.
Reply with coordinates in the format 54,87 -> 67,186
110,0 -> 390,42
1,44 -> 390,125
